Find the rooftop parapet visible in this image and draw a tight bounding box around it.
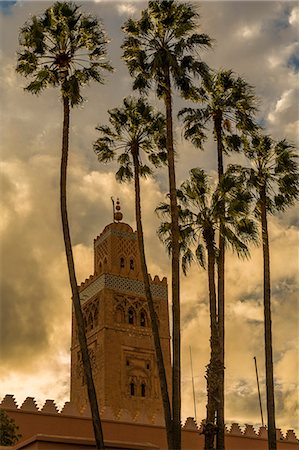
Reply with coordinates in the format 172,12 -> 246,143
1,395 -> 298,443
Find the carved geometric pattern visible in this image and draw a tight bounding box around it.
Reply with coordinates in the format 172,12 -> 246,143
96,228 -> 137,245
80,274 -> 167,304
76,340 -> 98,384
114,294 -> 151,328
83,297 -> 99,333
96,240 -> 108,261
95,240 -> 108,274
123,349 -> 158,400
116,237 -> 137,259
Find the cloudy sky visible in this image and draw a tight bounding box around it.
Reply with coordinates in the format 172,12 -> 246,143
0,0 -> 298,434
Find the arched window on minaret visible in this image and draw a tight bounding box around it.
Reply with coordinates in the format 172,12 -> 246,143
141,382 -> 146,398
129,258 -> 134,270
99,261 -> 102,273
120,257 -> 125,269
115,305 -> 125,323
128,307 -> 135,325
88,311 -> 93,330
140,310 -> 147,327
130,381 -> 135,396
93,304 -> 99,327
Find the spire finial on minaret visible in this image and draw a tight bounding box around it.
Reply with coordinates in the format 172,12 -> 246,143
114,198 -> 123,222
111,197 -> 115,222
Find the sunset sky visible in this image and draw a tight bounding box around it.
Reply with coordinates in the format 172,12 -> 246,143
0,0 -> 298,434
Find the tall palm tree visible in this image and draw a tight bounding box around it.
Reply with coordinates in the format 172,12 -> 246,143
179,70 -> 257,449
93,96 -> 174,448
16,3 -> 112,449
157,168 -> 258,450
122,3 -> 212,447
230,135 -> 299,450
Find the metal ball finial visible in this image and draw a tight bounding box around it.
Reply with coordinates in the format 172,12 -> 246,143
114,198 -> 123,222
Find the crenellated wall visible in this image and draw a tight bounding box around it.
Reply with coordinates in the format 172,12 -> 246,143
1,395 -> 298,450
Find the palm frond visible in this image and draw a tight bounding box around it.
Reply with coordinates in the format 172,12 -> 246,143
195,243 -> 206,269
181,248 -> 194,276
245,134 -> 299,214
17,1 -> 112,104
121,0 -> 213,98
116,164 -> 133,182
95,96 -> 166,186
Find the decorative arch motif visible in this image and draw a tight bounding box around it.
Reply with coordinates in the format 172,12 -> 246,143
139,309 -> 148,327
141,381 -> 146,397
116,238 -> 137,261
129,257 -> 135,270
115,304 -> 125,323
95,239 -> 108,274
126,368 -> 150,398
129,376 -> 137,396
120,256 -> 125,269
82,298 -> 100,333
113,294 -> 150,328
76,340 -> 98,385
128,307 -> 135,325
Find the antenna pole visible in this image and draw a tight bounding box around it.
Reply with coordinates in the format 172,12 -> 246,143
189,346 -> 197,421
254,356 -> 264,427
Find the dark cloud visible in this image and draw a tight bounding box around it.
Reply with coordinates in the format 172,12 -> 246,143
0,224 -> 51,368
288,52 -> 299,72
0,278 -> 49,366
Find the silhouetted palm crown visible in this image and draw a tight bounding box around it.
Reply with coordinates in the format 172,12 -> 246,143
122,0 -> 212,98
179,70 -> 257,152
243,135 -> 299,214
157,168 -> 258,274
94,97 -> 167,181
16,1 -> 112,105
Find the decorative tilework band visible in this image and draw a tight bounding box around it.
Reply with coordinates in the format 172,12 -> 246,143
80,273 -> 167,303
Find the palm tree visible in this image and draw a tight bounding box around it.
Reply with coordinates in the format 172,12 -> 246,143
157,167 -> 258,450
122,3 -> 212,447
93,96 -> 174,448
230,135 -> 299,450
179,69 -> 257,449
16,3 -> 112,449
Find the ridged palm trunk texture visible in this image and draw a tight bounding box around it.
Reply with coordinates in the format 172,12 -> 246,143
215,113 -> 225,450
204,231 -> 219,450
165,69 -> 181,450
132,148 -> 173,450
260,187 -> 277,450
61,96 -> 105,450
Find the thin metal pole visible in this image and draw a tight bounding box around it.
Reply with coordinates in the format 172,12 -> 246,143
189,346 -> 197,421
254,356 -> 264,427
111,197 -> 115,222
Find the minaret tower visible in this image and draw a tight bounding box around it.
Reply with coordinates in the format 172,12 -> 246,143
70,200 -> 171,422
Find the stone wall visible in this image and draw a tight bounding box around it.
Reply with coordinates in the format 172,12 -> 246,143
1,395 -> 298,450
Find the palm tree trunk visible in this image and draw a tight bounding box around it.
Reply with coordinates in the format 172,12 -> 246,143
214,113 -> 225,450
260,187 -> 277,450
164,68 -> 181,450
204,231 -> 218,450
132,147 -> 173,450
61,95 -> 105,450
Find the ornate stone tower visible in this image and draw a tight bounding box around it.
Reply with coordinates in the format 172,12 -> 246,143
70,201 -> 171,422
